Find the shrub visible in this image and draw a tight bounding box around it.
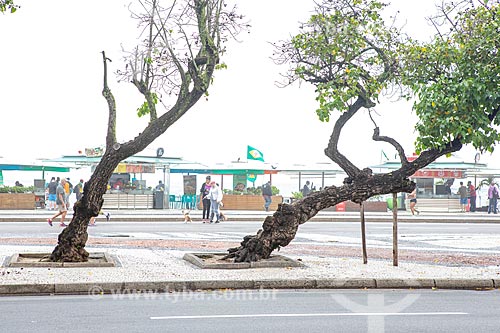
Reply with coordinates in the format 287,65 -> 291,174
0,186 -> 34,193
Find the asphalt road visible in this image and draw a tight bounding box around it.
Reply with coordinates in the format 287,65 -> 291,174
0,289 -> 498,332
1,221 -> 500,254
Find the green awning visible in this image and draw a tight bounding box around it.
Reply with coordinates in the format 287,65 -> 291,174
45,155 -> 185,166
371,161 -> 487,170
0,164 -> 70,172
210,169 -> 265,175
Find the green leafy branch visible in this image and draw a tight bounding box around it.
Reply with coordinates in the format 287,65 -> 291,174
0,0 -> 19,13
136,92 -> 158,117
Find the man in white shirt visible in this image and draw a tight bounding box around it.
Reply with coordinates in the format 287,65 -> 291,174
206,181 -> 223,223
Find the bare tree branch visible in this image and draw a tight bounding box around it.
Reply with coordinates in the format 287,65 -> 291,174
368,110 -> 409,167
101,51 -> 117,149
324,96 -> 372,179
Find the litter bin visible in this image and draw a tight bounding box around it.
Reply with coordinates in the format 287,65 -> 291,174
398,193 -> 406,210
154,191 -> 164,209
387,194 -> 406,210
336,201 -> 346,212
387,197 -> 393,210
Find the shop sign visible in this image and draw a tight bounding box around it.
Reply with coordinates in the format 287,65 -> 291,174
412,170 -> 463,178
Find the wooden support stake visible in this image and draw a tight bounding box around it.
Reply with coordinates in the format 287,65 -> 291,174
392,192 -> 398,266
360,201 -> 367,264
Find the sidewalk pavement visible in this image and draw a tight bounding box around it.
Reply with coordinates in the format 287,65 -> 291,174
1,208 -> 499,223
0,209 -> 499,295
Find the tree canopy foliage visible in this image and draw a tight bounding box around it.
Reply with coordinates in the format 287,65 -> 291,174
277,0 -> 400,122
0,0 -> 19,13
402,1 -> 500,154
226,0 -> 500,263
117,0 -> 246,121
50,0 -> 247,262
276,0 -> 500,160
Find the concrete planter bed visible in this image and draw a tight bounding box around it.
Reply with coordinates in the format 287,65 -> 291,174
221,195 -> 283,211
183,252 -> 304,269
0,193 -> 35,210
332,200 -> 388,212
5,252 -> 118,268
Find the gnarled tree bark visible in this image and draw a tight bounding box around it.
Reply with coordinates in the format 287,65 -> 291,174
225,94 -> 462,263
225,0 -> 468,263
50,48 -> 207,261
50,152 -> 122,261
225,146 -> 461,263
50,0 -> 237,262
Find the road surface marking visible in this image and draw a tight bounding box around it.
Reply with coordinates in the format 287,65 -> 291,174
151,312 -> 467,320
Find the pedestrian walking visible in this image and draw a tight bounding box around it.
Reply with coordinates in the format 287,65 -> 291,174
47,178 -> 68,227
262,181 -> 272,212
199,176 -> 212,223
488,182 -> 499,214
408,188 -> 420,216
205,181 -> 222,223
64,177 -> 73,208
46,177 -> 57,210
467,181 -> 476,212
155,180 -> 165,191
457,181 -> 468,212
301,181 -> 311,197
89,210 -> 111,226
73,179 -> 84,201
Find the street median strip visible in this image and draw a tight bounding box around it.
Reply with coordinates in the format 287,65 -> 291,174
0,278 -> 497,296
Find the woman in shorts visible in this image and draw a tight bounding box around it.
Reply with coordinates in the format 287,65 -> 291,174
408,188 -> 420,216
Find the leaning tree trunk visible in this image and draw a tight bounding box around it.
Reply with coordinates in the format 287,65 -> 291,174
50,152 -> 121,262
225,169 -> 414,262
48,1 -> 232,261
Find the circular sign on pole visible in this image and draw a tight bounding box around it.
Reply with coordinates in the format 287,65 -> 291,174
247,174 -> 257,182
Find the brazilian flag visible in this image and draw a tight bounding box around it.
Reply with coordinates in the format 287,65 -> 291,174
247,145 -> 264,162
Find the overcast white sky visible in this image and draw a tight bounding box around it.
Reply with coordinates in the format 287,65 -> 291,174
0,0 -> 493,191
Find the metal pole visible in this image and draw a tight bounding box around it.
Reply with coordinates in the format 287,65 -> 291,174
165,165 -> 171,209
360,202 -> 367,264
298,171 -> 302,192
163,166 -> 166,209
392,192 -> 398,266
474,162 -> 477,188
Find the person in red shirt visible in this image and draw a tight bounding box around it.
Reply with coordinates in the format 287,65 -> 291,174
467,181 -> 476,212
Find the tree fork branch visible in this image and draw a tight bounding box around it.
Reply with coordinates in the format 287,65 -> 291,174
369,110 -> 409,167
225,172 -> 416,263
408,137 -> 463,174
225,138 -> 463,264
324,96 -> 369,180
101,51 -> 117,149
